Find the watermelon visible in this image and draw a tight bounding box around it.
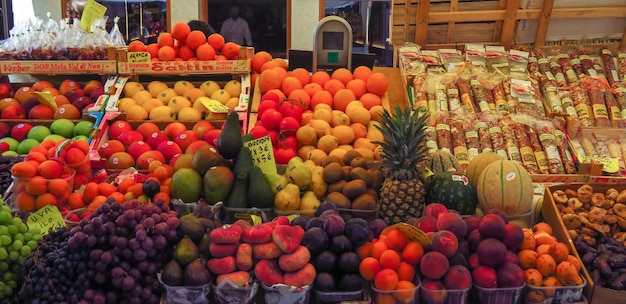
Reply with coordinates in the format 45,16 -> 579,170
476,160 -> 533,215
425,171 -> 477,215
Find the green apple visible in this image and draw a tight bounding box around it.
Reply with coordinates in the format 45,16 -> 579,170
27,126 -> 51,142
73,121 -> 94,137
17,138 -> 39,155
44,134 -> 65,143
0,137 -> 19,152
72,135 -> 89,141
50,119 -> 75,138
2,151 -> 18,156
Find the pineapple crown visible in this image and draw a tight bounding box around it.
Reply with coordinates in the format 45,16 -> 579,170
372,105 -> 429,181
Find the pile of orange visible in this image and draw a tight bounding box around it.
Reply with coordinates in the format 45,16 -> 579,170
128,22 -> 241,62
358,229 -> 423,303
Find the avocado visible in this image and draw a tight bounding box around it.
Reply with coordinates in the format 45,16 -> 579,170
233,146 -> 254,176
224,172 -> 248,208
247,166 -> 275,208
242,133 -> 254,142
217,111 -> 243,159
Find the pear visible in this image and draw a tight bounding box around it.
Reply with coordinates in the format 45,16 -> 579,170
274,184 -> 301,211
265,172 -> 289,194
310,166 -> 327,199
300,191 -> 321,217
303,159 -> 317,172
285,157 -> 312,190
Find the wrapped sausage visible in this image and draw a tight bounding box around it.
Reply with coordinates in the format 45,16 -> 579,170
537,57 -> 558,85
556,53 -> 579,86
589,86 -> 611,127
570,85 -> 594,127
450,119 -> 469,170
569,138 -> 586,159
456,78 -> 477,115
483,85 -> 497,112
509,49 -> 529,74
595,139 -> 612,159
502,78 -> 517,114
511,123 -> 540,173
549,60 -> 568,88
605,90 -> 623,127
427,93 -> 437,115
474,116 -> 493,153
554,128 -> 577,174
425,125 -> 438,154
493,82 -> 509,113
620,140 -> 626,165
601,48 -> 621,89
618,52 -> 626,87
511,77 -> 542,117
570,57 -> 584,79
435,112 -> 452,153
485,46 -> 510,74
544,85 -> 564,114
471,79 -> 491,113
446,83 -> 462,113
580,137 -> 599,158
525,124 -> 550,174
412,75 -> 428,114
487,118 -> 507,159
536,121 -> 565,174
607,139 -> 626,174
435,84 -> 448,112
464,120 -> 480,161
501,121 -> 521,163
528,56 -> 540,77
579,54 -> 595,77
559,91 -> 577,118
616,88 -> 626,121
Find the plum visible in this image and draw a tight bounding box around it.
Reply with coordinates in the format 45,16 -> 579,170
291,215 -> 310,230
338,274 -> 363,291
316,201 -> 338,217
330,235 -> 353,254
301,227 -> 329,256
314,250 -> 337,273
305,217 -> 326,231
323,214 -> 346,237
369,218 -> 387,238
314,272 -> 335,291
338,252 -> 360,274
345,218 -> 370,247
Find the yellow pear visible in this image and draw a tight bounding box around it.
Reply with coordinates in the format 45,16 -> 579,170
149,105 -> 175,121
310,166 -> 327,199
178,107 -> 202,121
284,157 -> 312,190
274,183 -> 301,211
300,191 -> 321,217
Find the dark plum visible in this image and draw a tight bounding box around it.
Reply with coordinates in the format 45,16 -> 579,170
301,227 -> 329,256
323,214 -> 346,238
314,251 -> 337,273
330,235 -> 353,254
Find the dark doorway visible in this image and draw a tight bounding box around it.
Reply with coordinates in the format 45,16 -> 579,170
0,0 -> 13,40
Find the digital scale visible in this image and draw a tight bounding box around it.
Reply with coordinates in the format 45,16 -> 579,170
312,16 -> 353,72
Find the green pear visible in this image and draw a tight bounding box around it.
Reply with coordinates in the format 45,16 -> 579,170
265,172 -> 289,194
303,159 -> 317,172
274,183 -> 301,211
300,191 -> 320,217
310,166 -> 327,199
285,157 -> 312,190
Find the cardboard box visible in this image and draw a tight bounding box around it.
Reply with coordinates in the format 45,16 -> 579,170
542,183 -> 626,304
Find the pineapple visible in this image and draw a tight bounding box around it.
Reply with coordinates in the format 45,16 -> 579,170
372,105 -> 429,224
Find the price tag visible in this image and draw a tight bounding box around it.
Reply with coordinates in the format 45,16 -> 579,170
200,98 -> 229,113
579,156 -> 620,173
80,0 -> 107,32
243,135 -> 277,175
249,215 -> 262,225
382,223 -> 430,245
33,91 -> 58,111
27,205 -> 67,237
127,52 -> 151,63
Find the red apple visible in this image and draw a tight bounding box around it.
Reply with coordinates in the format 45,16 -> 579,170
169,153 -> 183,166
97,139 -> 126,159
28,104 -> 55,119
0,122 -> 10,138
0,83 -> 13,99
72,96 -> 93,111
145,131 -> 169,150
191,121 -> 215,139
136,150 -> 166,170
1,105 -> 26,119
83,80 -> 102,95
59,79 -> 81,95
117,131 -> 144,147
64,89 -> 85,103
10,123 -> 33,142
136,122 -> 160,140
164,122 -> 187,139
185,140 -> 209,154
89,87 -> 105,101
127,140 -> 152,160
108,120 -> 133,140
20,98 -> 40,116
156,141 -> 182,162
174,130 -> 199,151
203,129 -> 222,147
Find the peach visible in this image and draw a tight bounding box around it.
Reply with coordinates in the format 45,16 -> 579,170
503,223 -> 524,251
207,256 -> 237,275
443,265 -> 472,290
556,261 -> 580,285
436,212 -> 468,240
278,245 -> 311,272
394,280 -> 418,303
420,251 -> 449,280
209,242 -> 238,258
379,249 -> 401,270
38,159 -> 64,179
477,238 -> 507,268
401,241 -> 424,265
216,271 -> 251,287
518,249 -> 538,269
468,253 -> 480,270
497,263 -> 524,288
385,229 -> 408,251
472,265 -> 498,288
478,214 -> 506,240
548,242 -> 569,263
464,216 -> 482,237
373,268 -> 398,291
396,261 -> 415,282
255,259 -> 284,287
430,230 -> 458,258
283,263 -> 316,288
11,162 -> 37,178
504,250 -> 519,265
359,257 -> 381,281
236,243 -> 253,272
420,279 -> 447,304
534,231 -> 557,246
520,228 -> 536,250
242,223 -> 274,244
533,222 -> 553,235
272,225 -> 304,254
210,224 -> 243,244
536,254 -> 557,277
524,268 -> 543,287
252,242 -> 282,260
423,203 -> 448,220
414,215 -> 437,233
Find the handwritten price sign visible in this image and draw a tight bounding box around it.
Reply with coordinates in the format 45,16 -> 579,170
243,135 -> 277,174
27,205 -> 66,237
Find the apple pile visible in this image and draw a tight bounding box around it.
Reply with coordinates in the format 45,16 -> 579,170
118,79 -> 242,121
98,120 -> 221,170
290,201 -> 386,294
0,79 -> 103,120
0,119 -> 93,157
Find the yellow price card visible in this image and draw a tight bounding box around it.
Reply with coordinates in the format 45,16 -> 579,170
81,0 -> 107,31
27,205 -> 67,237
127,52 -> 151,63
243,135 -> 277,175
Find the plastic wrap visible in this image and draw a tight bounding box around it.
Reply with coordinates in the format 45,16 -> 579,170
465,44 -> 486,67
537,57 -> 557,86
619,51 -> 626,87
439,49 -> 465,73
456,77 -> 477,115
485,46 -> 509,74
508,49 -> 529,74
556,53 -> 579,86
511,123 -> 540,173
486,116 -> 507,159
470,79 -> 491,113
425,125 -> 438,154
558,91 -> 577,118
501,120 -> 521,163
604,90 -> 623,128
446,82 -> 462,113
109,16 -> 126,47
570,85 -> 594,127
474,115 -> 493,153
435,112 -> 452,153
450,118 -> 469,170
543,84 -> 563,114
554,128 -> 577,174
549,59 -> 568,88
580,137 -> 599,158
528,56 -> 540,77
601,48 -> 621,89
525,124 -> 550,174
588,86 -> 610,127
535,120 -> 565,174
464,119 -> 480,161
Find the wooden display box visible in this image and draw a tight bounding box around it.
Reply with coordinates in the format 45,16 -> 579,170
116,47 -> 253,76
390,0 -> 626,52
542,183 -> 626,303
0,48 -> 118,75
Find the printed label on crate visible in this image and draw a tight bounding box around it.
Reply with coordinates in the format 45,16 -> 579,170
0,60 -> 116,74
127,52 -> 151,63
27,205 -> 67,237
243,135 -> 277,175
117,59 -> 250,75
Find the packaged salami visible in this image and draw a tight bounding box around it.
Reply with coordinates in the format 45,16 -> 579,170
435,112 -> 452,154
465,44 -> 486,67
604,90 -> 623,127
509,49 -> 529,74
511,123 -> 540,173
510,77 -> 542,117
471,79 -> 492,114
535,120 -> 565,174
618,51 -> 626,87
601,48 -> 621,89
464,119 -> 480,161
500,120 -> 522,164
486,116 -> 507,159
446,82 -> 462,113
502,77 -> 517,114
615,88 -> 626,121
537,57 -> 558,86
549,59 -> 568,88
439,49 -> 465,73
607,139 -> 626,176
543,85 -> 564,114
588,86 -> 611,127
528,56 -> 540,77
569,138 -> 586,159
435,84 -> 449,112
558,90 -> 577,118
474,116 -> 493,153
578,51 -> 596,78
525,124 -> 550,174
580,137 -> 599,158
553,128 -> 577,174
456,77 -> 477,115
412,75 -> 428,114
556,53 -> 579,86
450,118 -> 469,170
570,85 -> 594,127
485,46 -> 509,74
491,76 -> 509,113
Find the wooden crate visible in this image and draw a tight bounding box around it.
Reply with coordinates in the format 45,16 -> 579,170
0,48 -> 118,75
391,0 -> 626,52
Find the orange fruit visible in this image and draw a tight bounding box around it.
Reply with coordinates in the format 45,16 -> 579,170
370,241 -> 388,260
311,90 -> 333,109
221,42 -> 240,59
25,151 -> 47,164
385,229 -> 408,251
128,40 -> 147,52
35,193 -> 57,210
128,183 -> 144,197
196,44 -> 216,60
333,89 -> 356,112
67,192 -> 85,209
15,192 -> 36,212
109,192 -> 126,204
11,161 -> 38,178
146,43 -> 159,59
331,68 -> 353,86
48,178 -> 70,198
117,178 -> 135,194
53,95 -> 71,108
359,257 -> 381,281
260,60 -> 280,72
402,242 -> 424,265
171,22 -> 191,41
288,89 -> 311,109
303,83 -> 323,98
153,166 -> 171,182
373,269 -> 399,291
396,262 -> 416,281
311,71 -> 331,87
289,68 -> 311,86
153,192 -> 171,205
353,65 -> 373,82
360,92 -> 382,110
251,51 -> 273,73
32,81 -> 54,92
157,33 -> 175,48
272,67 -> 288,82
207,33 -> 225,51
273,58 -> 288,70
258,69 -> 282,94
24,176 -> 47,195
367,72 -> 388,96
357,242 -> 373,259
346,79 -> 367,99
178,45 -> 195,61
323,79 -> 345,97
395,280 -> 417,302
266,89 -> 286,101
379,249 -> 401,270
98,183 -> 117,197
88,195 -> 107,211
281,77 -> 302,97
186,30 -> 207,50
83,182 -> 100,203
158,46 -> 176,61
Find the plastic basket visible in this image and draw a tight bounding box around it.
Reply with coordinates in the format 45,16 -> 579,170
473,283 -> 525,304
223,207 -> 273,224
66,154 -> 92,190
261,282 -> 311,304
337,205 -> 379,222
12,167 -> 75,207
314,288 -> 364,303
212,279 -> 258,304
525,276 -> 586,304
370,279 -> 421,304
420,285 -> 470,304
274,208 -> 317,218
158,273 -> 211,304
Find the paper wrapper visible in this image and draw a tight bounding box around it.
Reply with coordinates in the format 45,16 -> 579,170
262,283 -> 311,304
213,279 -> 258,304
158,273 -> 210,304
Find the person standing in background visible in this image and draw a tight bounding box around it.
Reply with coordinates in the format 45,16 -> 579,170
220,6 -> 253,46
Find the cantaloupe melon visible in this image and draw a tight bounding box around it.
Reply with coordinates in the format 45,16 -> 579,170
476,160 -> 533,215
424,150 -> 462,175
465,151 -> 504,187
